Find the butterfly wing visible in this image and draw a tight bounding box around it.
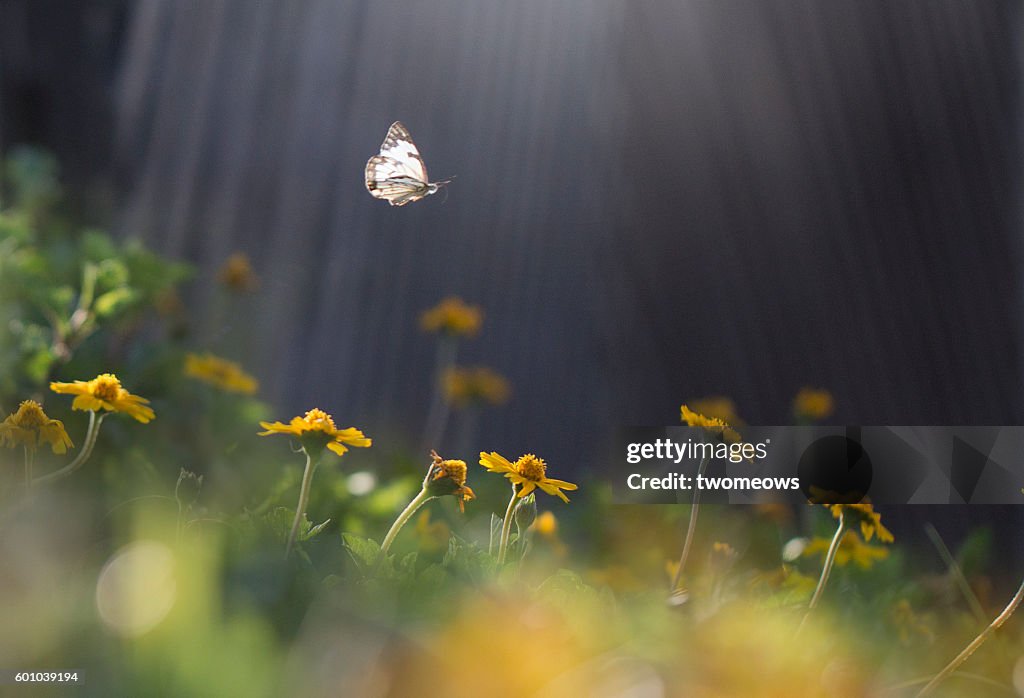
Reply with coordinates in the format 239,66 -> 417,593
365,155 -> 430,206
378,121 -> 429,182
365,122 -> 439,206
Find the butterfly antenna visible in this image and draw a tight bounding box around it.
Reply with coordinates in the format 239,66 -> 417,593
440,175 -> 455,204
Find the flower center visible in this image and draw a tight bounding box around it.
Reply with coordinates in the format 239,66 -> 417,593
302,408 -> 336,432
515,454 -> 547,482
440,460 -> 467,486
92,374 -> 123,401
13,400 -> 48,429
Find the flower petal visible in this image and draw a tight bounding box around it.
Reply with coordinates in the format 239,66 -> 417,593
480,451 -> 515,474
517,481 -> 537,497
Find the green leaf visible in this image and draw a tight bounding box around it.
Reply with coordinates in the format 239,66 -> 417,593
302,517 -> 331,542
93,287 -> 138,318
398,552 -> 418,575
23,346 -> 56,384
444,534 -> 496,581
488,513 -> 503,555
342,533 -> 382,572
536,570 -> 601,607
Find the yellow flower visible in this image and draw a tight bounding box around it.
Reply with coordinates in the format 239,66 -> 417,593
794,387 -> 834,421
442,366 -> 511,407
889,599 -> 935,644
50,373 -> 155,423
533,510 -> 558,537
0,400 -> 74,454
420,296 -> 483,337
680,404 -> 740,442
258,408 -> 370,456
217,252 -> 259,292
184,352 -> 259,395
803,531 -> 890,569
425,450 -> 475,511
689,396 -> 743,425
828,502 -> 894,543
414,510 -> 451,553
479,451 -> 578,503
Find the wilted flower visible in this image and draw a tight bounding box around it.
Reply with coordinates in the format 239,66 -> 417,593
50,373 -> 155,423
0,400 -> 73,454
480,452 -> 577,503
425,450 -> 475,511
259,408 -> 370,456
184,352 -> 259,395
419,296 -> 482,337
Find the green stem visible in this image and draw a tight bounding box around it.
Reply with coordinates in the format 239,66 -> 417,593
379,487 -> 434,560
497,484 -> 519,564
420,336 -> 458,451
915,576 -> 1024,697
285,448 -> 320,558
924,522 -> 987,622
23,447 -> 34,492
799,511 -> 846,632
34,411 -> 105,486
670,455 -> 709,592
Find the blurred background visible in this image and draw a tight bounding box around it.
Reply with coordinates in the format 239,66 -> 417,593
2,4 -> 1024,695
1,1 -> 1021,464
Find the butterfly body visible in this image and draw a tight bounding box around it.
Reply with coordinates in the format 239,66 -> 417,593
365,122 -> 449,206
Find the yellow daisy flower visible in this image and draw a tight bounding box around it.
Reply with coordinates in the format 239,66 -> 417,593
689,396 -> 743,425
803,531 -> 890,569
0,400 -> 74,454
479,451 -> 577,503
533,510 -> 558,537
258,408 -> 370,456
50,373 -> 155,423
828,502 -> 894,543
681,404 -> 740,442
217,252 -> 259,292
442,366 -> 511,407
794,387 -> 834,421
425,450 -> 475,511
184,352 -> 259,395
420,296 -> 483,337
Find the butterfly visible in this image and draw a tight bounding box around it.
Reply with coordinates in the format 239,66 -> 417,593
365,121 -> 451,206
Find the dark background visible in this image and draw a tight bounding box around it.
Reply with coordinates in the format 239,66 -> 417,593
1,1 -> 1021,491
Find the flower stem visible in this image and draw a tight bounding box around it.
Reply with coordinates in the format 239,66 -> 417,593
670,455 -> 709,592
420,336 -> 458,451
379,487 -> 434,562
799,510 -> 846,632
285,448 -> 320,558
23,447 -> 34,492
497,484 -> 519,564
34,411 -> 105,486
915,575 -> 1024,697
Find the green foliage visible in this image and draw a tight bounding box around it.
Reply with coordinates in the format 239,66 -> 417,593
3,148 -> 1021,697
0,147 -> 191,403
